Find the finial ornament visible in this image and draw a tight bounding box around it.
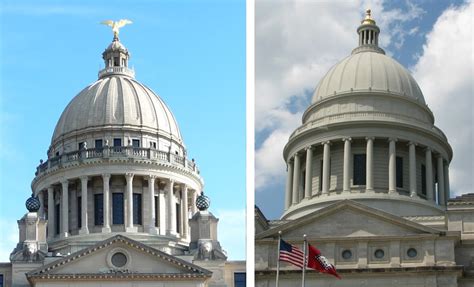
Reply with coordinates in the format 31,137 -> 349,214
101,19 -> 133,39
361,8 -> 376,25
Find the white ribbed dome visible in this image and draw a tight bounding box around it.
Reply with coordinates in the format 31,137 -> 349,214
312,51 -> 425,104
52,75 -> 182,144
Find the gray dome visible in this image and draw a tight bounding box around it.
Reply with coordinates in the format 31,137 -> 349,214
312,51 -> 425,104
52,76 -> 183,144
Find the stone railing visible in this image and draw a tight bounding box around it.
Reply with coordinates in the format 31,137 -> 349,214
98,66 -> 135,78
35,146 -> 199,177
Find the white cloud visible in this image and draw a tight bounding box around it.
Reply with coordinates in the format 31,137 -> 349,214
412,0 -> 474,197
255,0 -> 425,193
0,218 -> 18,262
214,209 -> 246,260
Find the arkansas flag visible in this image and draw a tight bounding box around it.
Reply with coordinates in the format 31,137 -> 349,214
307,244 -> 341,279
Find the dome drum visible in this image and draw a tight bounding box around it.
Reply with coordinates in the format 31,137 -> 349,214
282,135 -> 451,219
33,172 -> 202,255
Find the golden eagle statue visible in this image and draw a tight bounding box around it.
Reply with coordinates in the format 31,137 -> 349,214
101,19 -> 133,38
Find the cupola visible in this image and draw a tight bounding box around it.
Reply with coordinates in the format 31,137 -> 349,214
352,9 -> 385,55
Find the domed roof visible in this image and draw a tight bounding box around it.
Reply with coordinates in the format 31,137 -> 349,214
312,51 -> 425,104
52,75 -> 183,144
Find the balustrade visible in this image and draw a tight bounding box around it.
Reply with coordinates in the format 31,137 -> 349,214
35,146 -> 198,176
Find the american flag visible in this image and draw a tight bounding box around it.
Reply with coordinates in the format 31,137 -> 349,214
279,239 -> 305,268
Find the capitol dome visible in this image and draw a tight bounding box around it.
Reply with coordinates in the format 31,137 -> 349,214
32,34 -> 204,256
281,10 -> 452,220
312,51 -> 425,104
52,76 -> 183,145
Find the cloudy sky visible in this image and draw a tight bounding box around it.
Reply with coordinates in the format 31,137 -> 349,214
0,0 -> 245,261
255,0 -> 473,219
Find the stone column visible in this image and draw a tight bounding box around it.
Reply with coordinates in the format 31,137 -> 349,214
342,138 -> 352,193
60,180 -> 69,238
167,180 -> 177,235
102,174 -> 111,233
47,186 -> 55,239
79,176 -> 89,235
292,152 -> 301,202
159,181 -> 167,235
304,146 -> 313,199
322,141 -> 331,194
437,156 -> 445,206
408,142 -> 417,197
425,148 -> 434,201
125,173 -> 136,232
285,159 -> 294,209
388,138 -> 397,193
291,157 -> 298,205
444,164 -> 450,204
182,184 -> 189,240
38,190 -> 45,219
366,137 -> 374,192
147,175 -> 158,234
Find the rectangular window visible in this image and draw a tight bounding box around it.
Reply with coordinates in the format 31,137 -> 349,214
114,57 -> 120,66
95,139 -> 103,149
77,196 -> 82,229
78,142 -> 85,150
95,194 -> 104,226
132,139 -> 140,148
396,156 -> 403,188
113,138 -> 122,146
234,272 -> 246,287
353,154 -> 366,185
421,164 -> 427,195
112,193 -> 124,225
155,195 -> 159,227
176,202 -> 181,234
0,274 -> 3,287
55,203 -> 60,235
133,193 -> 142,225
151,141 -> 157,149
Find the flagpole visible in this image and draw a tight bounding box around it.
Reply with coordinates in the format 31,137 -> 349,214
276,231 -> 281,287
302,234 -> 307,287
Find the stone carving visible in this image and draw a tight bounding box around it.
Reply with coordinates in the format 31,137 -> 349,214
199,241 -> 213,260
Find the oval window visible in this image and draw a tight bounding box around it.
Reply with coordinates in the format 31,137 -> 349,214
374,249 -> 385,259
342,249 -> 352,260
111,252 -> 127,267
407,248 -> 417,258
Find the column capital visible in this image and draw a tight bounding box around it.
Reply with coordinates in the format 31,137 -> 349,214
80,175 -> 89,181
304,145 -> 313,151
388,137 -> 398,143
125,173 -> 134,179
321,140 -> 331,146
47,186 -> 54,192
60,179 -> 69,186
342,137 -> 352,142
102,173 -> 111,179
365,136 -> 375,141
293,151 -> 300,157
407,141 -> 417,147
147,174 -> 157,181
181,183 -> 188,190
424,146 -> 432,152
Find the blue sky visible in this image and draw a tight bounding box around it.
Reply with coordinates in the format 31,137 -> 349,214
0,0 -> 246,260
255,0 -> 473,219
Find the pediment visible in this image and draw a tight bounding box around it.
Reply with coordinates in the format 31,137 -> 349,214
27,235 -> 211,282
256,200 -> 441,240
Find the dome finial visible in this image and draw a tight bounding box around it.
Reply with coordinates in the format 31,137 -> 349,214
101,19 -> 133,41
361,8 -> 376,25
